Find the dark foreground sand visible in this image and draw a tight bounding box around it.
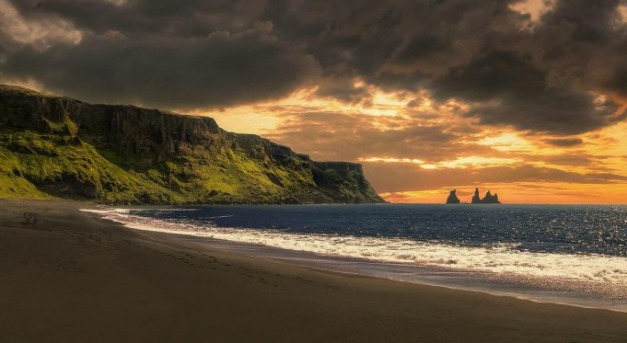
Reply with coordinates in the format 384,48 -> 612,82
1,200 -> 627,343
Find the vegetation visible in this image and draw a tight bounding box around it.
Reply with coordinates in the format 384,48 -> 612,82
0,129 -> 178,203
0,85 -> 383,204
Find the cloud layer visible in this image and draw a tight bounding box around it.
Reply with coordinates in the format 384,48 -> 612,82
1,0 -> 625,133
1,0 -> 627,202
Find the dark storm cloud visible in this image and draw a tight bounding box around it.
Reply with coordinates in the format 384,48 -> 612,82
1,0 -> 626,132
543,137 -> 584,147
272,0 -> 627,134
431,51 -> 624,135
313,77 -> 370,103
1,1 -> 318,108
541,154 -> 596,167
3,22 -> 319,108
608,69 -> 627,93
8,0 -> 265,37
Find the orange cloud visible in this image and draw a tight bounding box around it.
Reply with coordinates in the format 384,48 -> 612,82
189,81 -> 627,204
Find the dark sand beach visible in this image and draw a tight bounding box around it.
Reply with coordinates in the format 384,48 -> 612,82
2,200 -> 627,342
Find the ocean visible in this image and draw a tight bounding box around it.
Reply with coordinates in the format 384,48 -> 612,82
88,203 -> 627,312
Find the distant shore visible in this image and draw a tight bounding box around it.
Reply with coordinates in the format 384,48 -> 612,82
1,200 -> 627,342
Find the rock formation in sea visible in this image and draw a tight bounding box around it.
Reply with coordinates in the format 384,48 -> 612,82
446,189 -> 461,204
0,85 -> 384,204
471,188 -> 501,204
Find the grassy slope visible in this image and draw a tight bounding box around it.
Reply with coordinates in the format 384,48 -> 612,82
0,85 -> 382,204
0,129 -> 179,203
0,127 -> 323,204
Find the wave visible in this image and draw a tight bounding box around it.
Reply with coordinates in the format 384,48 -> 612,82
83,207 -> 627,302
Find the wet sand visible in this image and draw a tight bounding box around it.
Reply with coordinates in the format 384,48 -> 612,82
1,199 -> 627,342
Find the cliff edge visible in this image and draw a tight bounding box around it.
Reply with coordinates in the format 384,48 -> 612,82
0,85 -> 384,204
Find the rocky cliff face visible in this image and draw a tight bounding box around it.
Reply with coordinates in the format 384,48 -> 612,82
0,85 -> 384,204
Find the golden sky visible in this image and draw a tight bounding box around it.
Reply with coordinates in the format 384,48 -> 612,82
193,82 -> 627,204
2,0 -> 626,203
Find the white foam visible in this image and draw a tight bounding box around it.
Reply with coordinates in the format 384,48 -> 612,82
84,207 -> 627,300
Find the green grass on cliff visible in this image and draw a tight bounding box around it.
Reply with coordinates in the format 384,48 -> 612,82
132,143 -> 319,204
0,129 -> 180,203
0,174 -> 50,199
0,84 -> 382,204
0,129 -> 323,204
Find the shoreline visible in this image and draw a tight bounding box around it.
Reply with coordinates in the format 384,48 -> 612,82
2,199 -> 627,342
166,234 -> 627,314
88,205 -> 627,313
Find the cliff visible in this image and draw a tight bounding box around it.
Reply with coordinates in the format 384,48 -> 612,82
0,85 -> 384,204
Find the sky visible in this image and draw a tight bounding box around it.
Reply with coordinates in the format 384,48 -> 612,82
1,0 -> 626,203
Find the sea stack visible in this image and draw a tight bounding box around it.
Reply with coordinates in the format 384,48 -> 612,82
446,189 -> 461,204
471,188 -> 501,204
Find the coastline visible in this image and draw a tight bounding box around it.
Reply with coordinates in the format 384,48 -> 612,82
2,200 -> 627,342
89,204 -> 627,312
159,234 -> 627,314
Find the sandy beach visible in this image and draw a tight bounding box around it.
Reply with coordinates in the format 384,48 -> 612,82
1,200 -> 627,342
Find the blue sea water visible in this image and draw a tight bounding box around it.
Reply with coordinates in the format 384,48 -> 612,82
91,204 -> 627,311
132,204 -> 627,256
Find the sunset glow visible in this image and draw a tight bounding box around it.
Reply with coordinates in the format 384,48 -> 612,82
194,86 -> 627,203
2,0 -> 626,203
